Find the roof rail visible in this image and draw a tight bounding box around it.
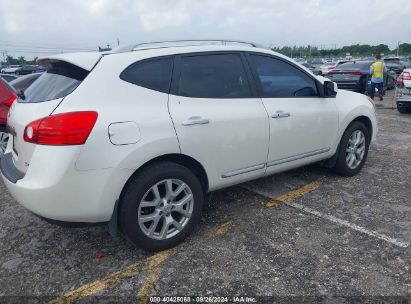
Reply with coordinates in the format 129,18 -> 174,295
109,39 -> 264,54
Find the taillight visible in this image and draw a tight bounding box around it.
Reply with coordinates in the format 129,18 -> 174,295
397,73 -> 404,83
3,94 -> 16,107
24,111 -> 98,145
350,72 -> 363,76
403,72 -> 411,80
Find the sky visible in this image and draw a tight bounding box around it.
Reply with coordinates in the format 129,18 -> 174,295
0,0 -> 410,60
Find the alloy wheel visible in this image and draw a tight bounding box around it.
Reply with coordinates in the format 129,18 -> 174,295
0,131 -> 9,158
138,179 -> 194,240
345,130 -> 366,169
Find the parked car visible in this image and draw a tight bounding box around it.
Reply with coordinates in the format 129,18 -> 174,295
384,61 -> 404,75
325,61 -> 395,93
395,69 -> 411,113
9,73 -> 42,93
0,74 -> 18,82
0,65 -> 21,74
15,65 -> 45,75
0,78 -> 17,157
301,62 -> 321,75
1,41 -> 377,251
319,60 -> 351,75
384,57 -> 411,70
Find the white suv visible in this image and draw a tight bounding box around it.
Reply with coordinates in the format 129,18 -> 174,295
1,40 -> 377,251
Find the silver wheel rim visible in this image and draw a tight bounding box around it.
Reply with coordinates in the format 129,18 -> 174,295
138,179 -> 194,240
0,131 -> 9,157
345,130 -> 366,170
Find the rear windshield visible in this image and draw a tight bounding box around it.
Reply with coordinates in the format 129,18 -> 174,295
20,61 -> 88,103
335,62 -> 371,70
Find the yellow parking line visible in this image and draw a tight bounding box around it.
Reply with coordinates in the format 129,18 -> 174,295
137,250 -> 173,302
213,220 -> 234,237
265,181 -> 322,207
49,182 -> 322,303
48,250 -> 172,304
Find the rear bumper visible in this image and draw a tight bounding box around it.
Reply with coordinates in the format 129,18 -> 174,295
396,88 -> 411,107
1,146 -> 133,222
396,100 -> 411,108
334,81 -> 364,92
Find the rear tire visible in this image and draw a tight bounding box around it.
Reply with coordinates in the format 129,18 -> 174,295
0,126 -> 9,158
119,161 -> 204,251
332,121 -> 370,176
397,106 -> 409,114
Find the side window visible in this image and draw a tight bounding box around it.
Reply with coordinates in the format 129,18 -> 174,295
120,57 -> 173,93
249,55 -> 318,97
177,54 -> 251,98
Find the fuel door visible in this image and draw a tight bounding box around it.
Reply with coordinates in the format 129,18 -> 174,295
108,121 -> 141,145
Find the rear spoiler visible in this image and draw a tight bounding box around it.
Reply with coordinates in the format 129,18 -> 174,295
37,52 -> 102,71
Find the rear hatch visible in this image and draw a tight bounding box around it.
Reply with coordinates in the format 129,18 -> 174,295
326,62 -> 369,82
6,53 -> 101,174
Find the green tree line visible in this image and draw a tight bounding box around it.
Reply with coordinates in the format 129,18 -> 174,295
1,55 -> 38,66
2,43 -> 411,65
271,43 -> 411,58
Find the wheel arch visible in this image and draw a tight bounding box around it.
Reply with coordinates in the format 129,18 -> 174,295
119,153 -> 209,203
351,115 -> 373,139
324,114 -> 374,169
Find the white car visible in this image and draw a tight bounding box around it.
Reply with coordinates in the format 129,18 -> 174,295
396,68 -> 411,113
0,65 -> 21,74
1,40 -> 377,251
320,60 -> 351,75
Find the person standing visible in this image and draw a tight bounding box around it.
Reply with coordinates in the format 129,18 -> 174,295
369,54 -> 387,101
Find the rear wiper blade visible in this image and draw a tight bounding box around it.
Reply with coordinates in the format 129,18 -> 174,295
17,90 -> 25,100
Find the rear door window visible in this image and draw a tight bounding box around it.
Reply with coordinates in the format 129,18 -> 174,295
249,55 -> 318,97
120,57 -> 173,93
20,61 -> 88,103
177,54 -> 252,98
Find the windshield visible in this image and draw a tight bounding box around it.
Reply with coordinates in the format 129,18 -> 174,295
20,61 -> 88,103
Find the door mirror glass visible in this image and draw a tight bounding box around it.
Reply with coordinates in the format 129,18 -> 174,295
324,81 -> 337,97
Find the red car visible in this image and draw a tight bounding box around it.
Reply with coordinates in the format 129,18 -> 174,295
0,77 -> 17,157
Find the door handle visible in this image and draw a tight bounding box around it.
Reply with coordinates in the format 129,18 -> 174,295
271,110 -> 291,118
182,116 -> 210,126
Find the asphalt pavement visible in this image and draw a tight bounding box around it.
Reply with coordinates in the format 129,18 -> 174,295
0,91 -> 410,303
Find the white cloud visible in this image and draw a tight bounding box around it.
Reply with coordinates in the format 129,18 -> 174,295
0,0 -> 410,59
139,11 -> 190,32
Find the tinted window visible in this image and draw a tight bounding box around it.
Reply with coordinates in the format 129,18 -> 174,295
336,62 -> 371,70
120,57 -> 173,93
249,55 -> 318,97
19,61 -> 88,103
178,54 -> 251,98
10,73 -> 42,92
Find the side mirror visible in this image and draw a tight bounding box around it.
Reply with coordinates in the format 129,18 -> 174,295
324,81 -> 337,97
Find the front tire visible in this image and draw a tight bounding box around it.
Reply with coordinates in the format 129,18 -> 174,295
397,106 -> 409,114
332,121 -> 370,176
119,162 -> 204,251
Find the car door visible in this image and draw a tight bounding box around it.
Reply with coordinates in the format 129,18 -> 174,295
246,53 -> 339,175
168,52 -> 269,191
